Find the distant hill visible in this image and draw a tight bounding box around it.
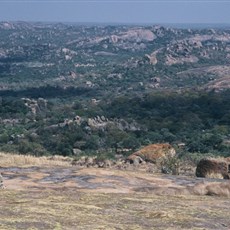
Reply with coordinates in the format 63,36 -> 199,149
1,21 -> 230,157
0,21 -> 230,93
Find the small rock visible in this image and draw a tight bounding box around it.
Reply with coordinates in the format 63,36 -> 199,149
86,157 -> 95,167
97,161 -> 105,168
72,156 -> 86,166
133,156 -> 143,166
73,148 -> 82,156
161,166 -> 171,174
104,159 -> 112,168
0,173 -> 5,189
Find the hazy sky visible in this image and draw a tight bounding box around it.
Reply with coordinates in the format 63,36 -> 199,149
0,1 -> 230,24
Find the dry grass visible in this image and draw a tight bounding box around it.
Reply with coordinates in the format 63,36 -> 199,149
0,152 -> 72,167
192,181 -> 230,197
0,189 -> 230,230
205,172 -> 224,179
0,152 -> 230,229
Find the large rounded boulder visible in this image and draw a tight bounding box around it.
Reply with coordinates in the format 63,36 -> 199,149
196,158 -> 230,179
127,143 -> 176,164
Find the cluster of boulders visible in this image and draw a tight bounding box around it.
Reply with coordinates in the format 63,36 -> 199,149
72,156 -> 113,168
22,97 -> 47,116
71,154 -> 161,173
72,143 -> 179,174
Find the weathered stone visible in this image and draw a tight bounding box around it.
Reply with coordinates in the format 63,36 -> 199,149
97,161 -> 105,168
86,157 -> 95,167
0,173 -> 4,189
127,143 -> 176,164
103,159 -> 112,168
72,156 -> 86,166
133,156 -> 143,166
161,166 -> 171,174
73,148 -> 82,156
196,158 -> 230,179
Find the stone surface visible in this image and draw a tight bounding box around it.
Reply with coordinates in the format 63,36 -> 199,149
127,143 -> 176,164
196,158 -> 230,179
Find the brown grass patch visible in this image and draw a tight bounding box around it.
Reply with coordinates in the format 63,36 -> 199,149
0,152 -> 72,167
192,181 -> 230,197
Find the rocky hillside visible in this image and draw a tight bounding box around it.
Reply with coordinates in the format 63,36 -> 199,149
1,21 -> 230,93
1,21 -> 230,157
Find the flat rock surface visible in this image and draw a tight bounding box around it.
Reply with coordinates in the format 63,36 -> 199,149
0,166 -> 227,193
0,166 -> 230,230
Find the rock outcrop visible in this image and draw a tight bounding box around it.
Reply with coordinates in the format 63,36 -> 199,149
112,29 -> 156,43
127,143 -> 176,164
71,156 -> 114,169
196,158 -> 230,179
22,97 -> 47,115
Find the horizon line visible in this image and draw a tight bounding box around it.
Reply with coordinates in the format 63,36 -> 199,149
1,20 -> 230,25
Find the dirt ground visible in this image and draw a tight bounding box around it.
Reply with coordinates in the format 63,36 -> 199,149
0,166 -> 230,230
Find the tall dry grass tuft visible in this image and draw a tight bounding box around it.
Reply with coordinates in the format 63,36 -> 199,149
136,181 -> 230,197
192,181 -> 230,197
0,152 -> 72,167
